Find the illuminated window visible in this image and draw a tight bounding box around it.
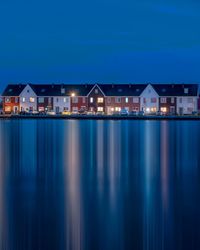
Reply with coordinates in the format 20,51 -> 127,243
97,97 -> 104,103
22,97 -> 26,102
5,106 -> 11,112
125,97 -> 129,103
90,97 -> 93,103
161,107 -> 167,113
38,97 -> 44,103
115,107 -> 121,111
38,107 -> 44,112
97,107 -> 103,112
160,97 -> 166,103
133,97 -> 139,103
29,97 -> 35,103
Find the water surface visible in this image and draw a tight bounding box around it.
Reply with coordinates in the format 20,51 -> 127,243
0,119 -> 200,250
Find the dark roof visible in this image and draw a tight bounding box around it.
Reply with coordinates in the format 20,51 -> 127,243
152,84 -> 198,96
98,84 -> 148,96
2,84 -> 26,96
29,84 -> 95,96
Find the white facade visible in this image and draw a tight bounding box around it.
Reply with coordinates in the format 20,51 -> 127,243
176,97 -> 198,114
53,96 -> 70,113
140,84 -> 159,113
19,85 -> 37,112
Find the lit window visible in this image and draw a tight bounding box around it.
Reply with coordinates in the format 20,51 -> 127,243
90,97 -> 93,103
5,98 -> 10,103
38,97 -> 44,103
97,97 -> 104,103
97,107 -> 103,112
5,106 -> 11,112
160,97 -> 166,103
29,97 -> 35,103
115,97 -> 121,103
95,89 -> 98,94
161,107 -> 167,113
115,107 -> 121,111
125,97 -> 129,103
38,107 -> 44,112
22,97 -> 26,102
72,97 -> 78,103
133,97 -> 139,103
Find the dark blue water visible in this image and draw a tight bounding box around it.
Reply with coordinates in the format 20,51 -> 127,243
0,119 -> 200,250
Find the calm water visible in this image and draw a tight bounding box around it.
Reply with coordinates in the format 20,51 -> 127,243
0,119 -> 200,250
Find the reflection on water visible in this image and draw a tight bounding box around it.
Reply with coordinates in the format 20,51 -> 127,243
0,119 -> 200,250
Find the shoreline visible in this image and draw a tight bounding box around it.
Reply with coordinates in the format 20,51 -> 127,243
1,114 -> 200,120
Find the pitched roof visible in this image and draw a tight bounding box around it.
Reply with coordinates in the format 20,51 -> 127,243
98,84 -> 148,96
152,84 -> 198,96
29,84 -> 95,96
2,84 -> 26,96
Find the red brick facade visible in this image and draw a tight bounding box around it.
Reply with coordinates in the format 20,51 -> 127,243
37,97 -> 53,112
159,97 -> 176,114
105,96 -> 140,114
71,96 -> 88,112
3,96 -> 20,114
88,86 -> 105,113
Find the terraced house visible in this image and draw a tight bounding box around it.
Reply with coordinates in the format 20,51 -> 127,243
1,83 -> 199,115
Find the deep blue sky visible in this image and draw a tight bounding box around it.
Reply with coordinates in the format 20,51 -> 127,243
0,0 -> 200,90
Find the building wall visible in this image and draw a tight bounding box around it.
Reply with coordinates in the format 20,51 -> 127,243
176,97 -> 198,114
37,97 -> 53,112
3,97 -> 20,113
71,96 -> 88,112
105,97 -> 140,114
88,85 -> 105,113
19,85 -> 37,112
159,97 -> 176,114
53,96 -> 70,113
140,84 -> 159,113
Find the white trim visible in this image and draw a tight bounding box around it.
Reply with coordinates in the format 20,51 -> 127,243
87,84 -> 105,97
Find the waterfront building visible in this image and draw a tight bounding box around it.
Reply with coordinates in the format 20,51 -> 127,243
140,84 -> 159,113
98,84 -> 147,114
19,84 -> 37,112
2,84 -> 26,113
1,83 -> 199,114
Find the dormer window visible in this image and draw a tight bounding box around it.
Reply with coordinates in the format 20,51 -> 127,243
184,88 -> 189,94
61,88 -> 65,94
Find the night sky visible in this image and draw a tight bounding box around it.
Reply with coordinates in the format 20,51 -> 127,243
0,0 -> 200,90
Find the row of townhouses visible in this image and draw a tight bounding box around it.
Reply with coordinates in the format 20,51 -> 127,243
1,83 -> 199,115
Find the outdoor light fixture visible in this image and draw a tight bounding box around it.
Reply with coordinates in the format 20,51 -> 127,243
71,93 -> 75,97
